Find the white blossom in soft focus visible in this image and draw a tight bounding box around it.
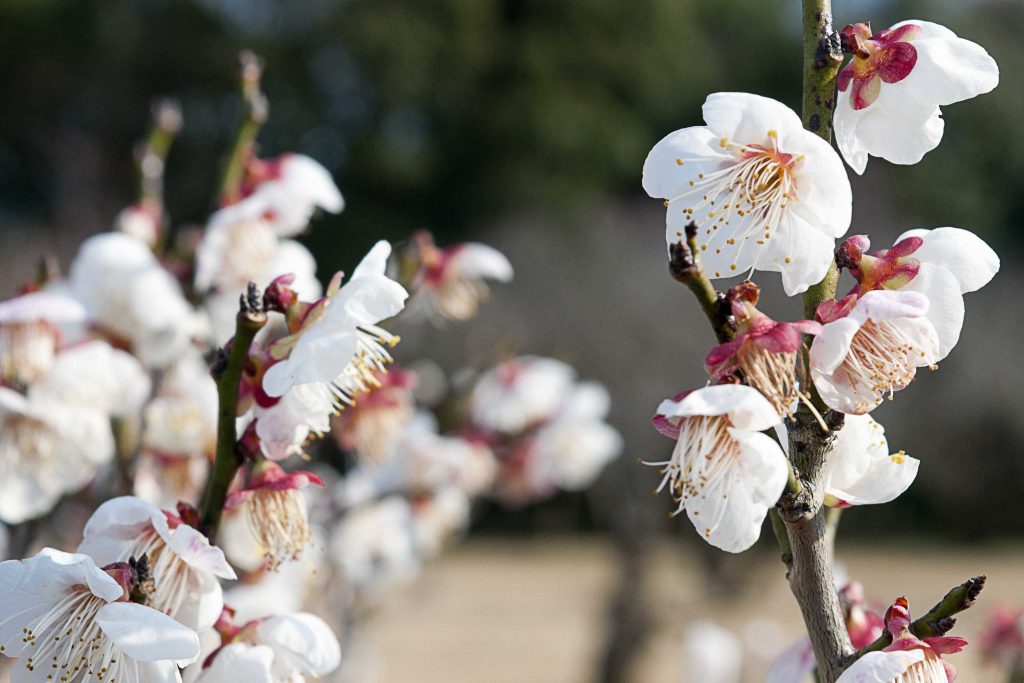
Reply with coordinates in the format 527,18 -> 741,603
835,20 -> 999,174
0,290 -> 86,385
470,355 -> 576,434
31,339 -> 152,417
529,381 -> 622,491
0,387 -> 114,524
197,612 -> 341,683
647,384 -> 787,552
810,290 -> 942,415
643,92 -> 852,295
411,487 -> 472,559
680,620 -> 743,683
69,232 -> 198,368
223,535 -> 326,622
262,241 -> 408,402
0,548 -> 201,683
764,636 -> 816,683
135,352 -> 218,507
822,414 -> 919,508
115,204 -> 161,247
241,153 -> 344,237
196,203 -> 323,344
330,496 -> 420,597
331,366 -> 418,462
404,231 -> 514,323
78,496 -> 237,631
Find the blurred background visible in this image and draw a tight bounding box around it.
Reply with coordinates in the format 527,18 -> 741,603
1,0 -> 1022,680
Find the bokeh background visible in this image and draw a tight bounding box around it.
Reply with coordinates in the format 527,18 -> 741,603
1,0 -> 1022,680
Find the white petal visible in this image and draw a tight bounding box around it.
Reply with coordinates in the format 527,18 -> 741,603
824,415 -> 919,506
78,496 -> 170,564
836,649 -> 927,682
642,125 -> 726,199
198,643 -> 275,683
809,317 -> 862,375
658,384 -> 780,432
788,130 -> 853,237
283,154 -> 344,213
561,381 -> 611,420
897,227 -> 999,294
167,524 -> 237,580
350,240 -> 393,280
898,263 -> 964,359
257,612 -> 342,677
451,243 -> 514,282
98,601 -> 201,666
335,274 -> 409,324
765,636 -> 816,683
701,92 -> 804,144
837,94 -> 944,169
849,289 -> 930,324
903,20 -> 999,106
686,429 -> 787,553
0,290 -> 86,325
753,211 -> 838,297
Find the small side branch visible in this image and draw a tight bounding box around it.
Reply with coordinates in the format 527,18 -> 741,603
199,283 -> 267,539
855,576 -> 987,657
218,50 -> 269,205
135,98 -> 182,217
669,222 -> 734,344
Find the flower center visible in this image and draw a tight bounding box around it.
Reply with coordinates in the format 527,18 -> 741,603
734,342 -> 801,419
247,489 -> 312,570
647,415 -> 738,520
837,319 -> 931,412
121,527 -> 191,620
838,23 -> 921,111
0,322 -> 57,386
668,132 -> 801,277
13,588 -> 123,681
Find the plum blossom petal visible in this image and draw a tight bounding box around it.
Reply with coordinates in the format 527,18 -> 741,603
836,649 -> 930,682
835,20 -> 998,173
197,643 -> 275,683
645,92 -> 852,295
470,355 -> 576,434
680,620 -> 743,683
895,227 -> 999,294
97,601 -> 201,666
822,415 -> 919,508
647,384 -> 786,552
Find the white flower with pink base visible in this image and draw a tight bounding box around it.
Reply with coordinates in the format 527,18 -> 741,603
643,92 -> 852,295
78,496 -> 237,632
647,384 -> 787,552
0,548 -> 201,683
835,20 -> 999,174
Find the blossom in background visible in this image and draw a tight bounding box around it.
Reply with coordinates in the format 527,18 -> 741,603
78,496 -> 237,631
262,241 -> 408,403
331,366 -> 418,461
810,290 -> 941,415
647,384 -> 787,552
0,386 -> 114,524
643,92 -> 852,295
680,620 -> 743,683
197,609 -> 341,683
0,290 -> 86,386
226,460 -> 325,570
411,486 -> 473,559
115,203 -> 162,247
837,597 -> 966,682
31,339 -> 152,418
470,355 -> 576,434
705,281 -> 821,419
813,414 -> 919,508
239,153 -> 344,237
69,231 -> 199,368
979,606 -> 1024,666
135,352 -> 219,507
840,227 -> 999,359
401,230 -> 513,323
835,20 -> 999,174
330,496 -> 421,598
0,548 -> 200,683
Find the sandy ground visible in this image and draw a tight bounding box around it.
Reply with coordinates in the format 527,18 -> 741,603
355,537 -> 1024,682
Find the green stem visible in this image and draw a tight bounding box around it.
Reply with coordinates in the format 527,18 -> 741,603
199,299 -> 267,539
217,51 -> 268,205
136,98 -> 182,216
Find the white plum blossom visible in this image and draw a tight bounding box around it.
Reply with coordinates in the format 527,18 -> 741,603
0,290 -> 86,385
470,355 -> 576,434
77,496 -> 237,632
240,153 -> 344,237
411,487 -> 472,559
0,387 -> 114,524
329,496 -> 420,597
403,231 -> 514,323
680,620 -> 744,683
822,415 -> 920,508
197,612 -> 341,683
31,339 -> 152,418
810,290 -> 942,415
262,241 -> 408,403
647,384 -> 787,552
835,20 -> 999,174
643,92 -> 852,295
135,352 -> 218,507
527,381 -> 622,491
0,548 -> 201,683
69,232 -> 198,368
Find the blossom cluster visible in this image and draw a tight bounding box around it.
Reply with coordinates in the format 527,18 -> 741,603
0,66 -> 621,682
642,13 -> 1000,681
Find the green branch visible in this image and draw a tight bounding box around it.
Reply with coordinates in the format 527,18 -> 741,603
668,222 -> 733,344
199,283 -> 267,539
135,98 -> 182,216
218,50 -> 268,206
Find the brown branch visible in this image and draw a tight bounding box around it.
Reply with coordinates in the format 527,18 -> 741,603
668,221 -> 734,344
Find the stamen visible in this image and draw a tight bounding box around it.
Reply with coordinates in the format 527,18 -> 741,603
839,320 -> 924,412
